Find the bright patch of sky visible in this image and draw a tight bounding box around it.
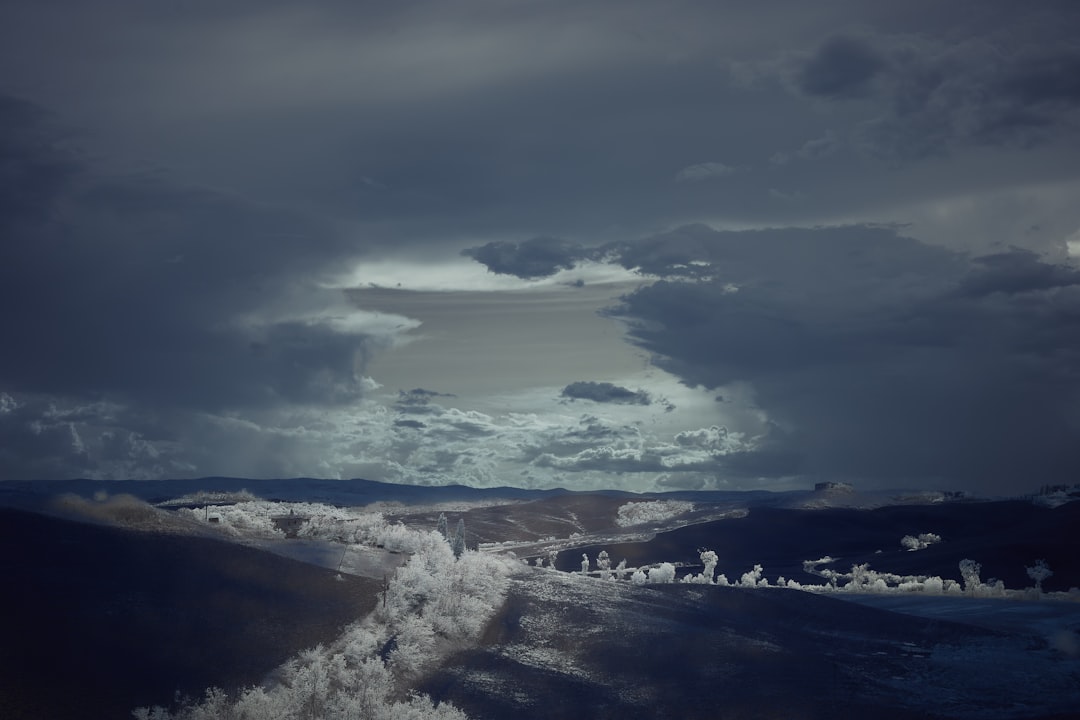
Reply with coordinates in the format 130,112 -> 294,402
332,256 -> 649,293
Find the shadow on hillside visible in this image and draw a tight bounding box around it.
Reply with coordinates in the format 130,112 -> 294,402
0,508 -> 380,720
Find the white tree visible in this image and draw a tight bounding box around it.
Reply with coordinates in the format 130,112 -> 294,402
901,532 -> 942,551
700,550 -> 718,584
682,549 -> 719,584
1026,559 -> 1053,594
451,519 -> 466,558
740,564 -> 766,587
958,558 -> 982,595
134,519 -> 507,720
581,553 -> 590,574
849,563 -> 871,589
648,562 -> 676,584
389,614 -> 437,676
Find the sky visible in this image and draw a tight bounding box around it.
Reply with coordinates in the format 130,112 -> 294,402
2,0 -> 1080,495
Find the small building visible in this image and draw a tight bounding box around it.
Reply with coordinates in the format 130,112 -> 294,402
271,509 -> 309,538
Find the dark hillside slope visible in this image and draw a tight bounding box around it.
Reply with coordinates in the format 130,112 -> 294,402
0,508 -> 379,720
422,573 -> 1080,720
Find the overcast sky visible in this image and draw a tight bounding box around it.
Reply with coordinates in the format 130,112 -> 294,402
3,0 -> 1080,495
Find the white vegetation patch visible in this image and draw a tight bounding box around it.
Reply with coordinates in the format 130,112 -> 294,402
615,500 -> 694,527
501,643 -> 594,682
646,562 -> 677,584
900,532 -> 942,551
177,499 -> 438,552
135,513 -> 518,720
739,564 -> 768,588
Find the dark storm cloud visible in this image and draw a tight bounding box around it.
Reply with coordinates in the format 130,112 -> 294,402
560,381 -> 651,406
0,96 -> 390,477
5,0 -> 1077,249
797,31 -> 1080,159
999,50 -> 1080,108
462,237 -> 598,279
0,393 -> 177,480
0,95 -> 374,415
395,388 -> 457,413
426,418 -> 497,442
0,96 -> 80,224
606,224 -> 726,279
0,0 -> 866,239
606,225 -> 1080,493
955,250 -> 1080,298
0,395 -> 92,480
4,1 -> 1080,486
390,390 -> 494,440
393,419 -> 426,430
797,35 -> 887,99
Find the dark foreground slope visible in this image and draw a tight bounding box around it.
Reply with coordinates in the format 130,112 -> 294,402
421,573 -> 1080,720
0,508 -> 380,720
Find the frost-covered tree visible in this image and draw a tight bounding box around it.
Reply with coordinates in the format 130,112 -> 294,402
959,558 -> 982,595
437,513 -> 449,540
849,563 -> 871,589
614,559 -> 628,580
700,550 -> 718,583
581,553 -> 590,574
648,562 -> 676,584
901,532 -> 942,551
389,614 -> 437,676
133,515 -> 507,720
597,550 -> 611,577
682,549 -> 719,584
740,564 -> 766,587
1026,559 -> 1053,593
451,519 -> 466,558
547,549 -> 559,570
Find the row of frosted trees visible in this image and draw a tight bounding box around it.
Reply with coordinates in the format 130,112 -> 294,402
565,548 -> 1066,598
135,511 -> 512,720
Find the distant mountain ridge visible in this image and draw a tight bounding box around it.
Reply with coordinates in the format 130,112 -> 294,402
0,476 -> 793,508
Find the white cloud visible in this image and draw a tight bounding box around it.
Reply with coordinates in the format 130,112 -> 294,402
1065,227 -> 1080,261
332,256 -> 648,293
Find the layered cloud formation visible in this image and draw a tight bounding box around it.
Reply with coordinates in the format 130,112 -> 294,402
466,226 -> 1080,492
2,1 -> 1080,493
